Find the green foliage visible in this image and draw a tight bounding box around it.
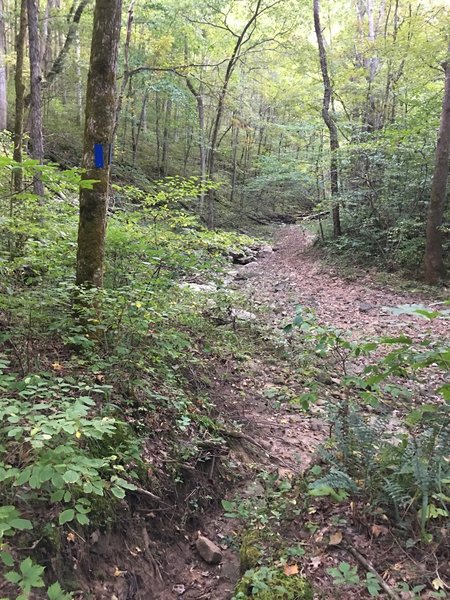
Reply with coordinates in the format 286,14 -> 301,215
326,562 -> 360,586
233,566 -> 313,599
0,159 -> 263,594
286,307 -> 450,538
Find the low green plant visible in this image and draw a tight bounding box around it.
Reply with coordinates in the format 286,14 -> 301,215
286,306 -> 450,538
233,566 -> 313,599
326,562 -> 360,586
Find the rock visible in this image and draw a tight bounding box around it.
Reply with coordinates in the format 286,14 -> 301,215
229,248 -> 257,265
235,255 -> 256,265
358,302 -> 373,313
242,480 -> 265,498
257,245 -> 274,258
179,282 -> 217,293
234,272 -> 249,281
195,535 -> 222,565
230,309 -> 257,321
172,584 -> 186,595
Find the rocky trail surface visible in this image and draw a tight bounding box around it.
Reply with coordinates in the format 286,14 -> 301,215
118,227 -> 449,600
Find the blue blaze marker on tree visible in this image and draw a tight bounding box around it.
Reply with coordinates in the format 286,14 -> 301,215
94,143 -> 105,168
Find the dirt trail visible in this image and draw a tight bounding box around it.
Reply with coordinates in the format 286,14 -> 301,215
235,226 -> 448,340
139,226 -> 449,599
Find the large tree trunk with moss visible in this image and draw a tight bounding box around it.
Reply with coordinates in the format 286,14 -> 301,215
424,52 -> 450,284
13,0 -> 27,193
76,0 -> 122,287
27,0 -> 45,196
313,0 -> 342,238
0,0 -> 7,131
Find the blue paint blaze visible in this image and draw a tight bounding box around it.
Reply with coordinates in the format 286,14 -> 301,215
94,144 -> 105,168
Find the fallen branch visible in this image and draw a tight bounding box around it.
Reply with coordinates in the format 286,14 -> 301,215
132,486 -> 163,502
345,540 -> 402,600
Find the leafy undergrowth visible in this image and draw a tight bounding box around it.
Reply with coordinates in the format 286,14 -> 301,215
0,170 -> 272,598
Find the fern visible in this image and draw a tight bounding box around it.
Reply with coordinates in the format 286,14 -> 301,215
311,468 -> 358,493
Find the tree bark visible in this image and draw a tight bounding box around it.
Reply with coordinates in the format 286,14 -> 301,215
112,0 -> 135,143
27,0 -> 44,196
0,0 -> 7,130
424,51 -> 450,284
132,90 -> 148,166
76,0 -> 122,287
186,77 -> 207,214
161,96 -> 171,177
313,0 -> 341,237
75,28 -> 82,125
13,0 -> 27,192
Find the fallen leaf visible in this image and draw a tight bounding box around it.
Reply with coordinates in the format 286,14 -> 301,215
371,524 -> 389,538
432,577 -> 445,590
90,530 -> 100,544
329,531 -> 343,546
284,564 -> 299,576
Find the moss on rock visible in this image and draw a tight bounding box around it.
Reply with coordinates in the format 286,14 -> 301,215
234,567 -> 313,599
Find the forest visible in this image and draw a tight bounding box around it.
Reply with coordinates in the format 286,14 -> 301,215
0,0 -> 449,598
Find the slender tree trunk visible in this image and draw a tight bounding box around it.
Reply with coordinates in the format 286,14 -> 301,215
155,93 -> 162,175
40,0 -> 50,71
424,52 -> 450,284
186,77 -> 207,214
0,0 -> 7,130
230,113 -> 240,203
76,0 -> 122,287
13,0 -> 26,192
183,122 -> 192,177
161,96 -> 171,177
313,0 -> 341,237
112,0 -> 134,143
75,29 -> 82,125
27,0 -> 45,196
132,90 -> 148,166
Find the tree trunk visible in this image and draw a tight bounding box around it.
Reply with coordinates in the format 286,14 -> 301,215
313,0 -> 342,237
27,0 -> 44,196
186,77 -> 207,214
132,90 -> 148,166
76,0 -> 122,287
424,52 -> 450,284
75,28 -> 82,125
0,0 -> 7,130
13,0 -> 26,192
112,0 -> 135,143
161,96 -> 171,177
230,113 -> 240,203
40,0 -> 51,72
